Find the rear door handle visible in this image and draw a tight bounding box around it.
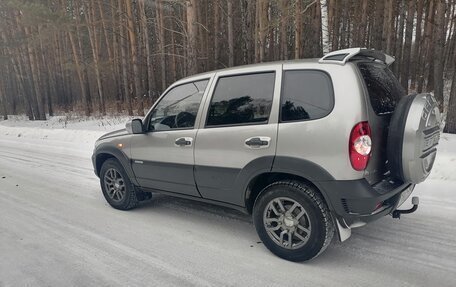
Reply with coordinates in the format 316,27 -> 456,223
175,137 -> 193,147
245,137 -> 271,148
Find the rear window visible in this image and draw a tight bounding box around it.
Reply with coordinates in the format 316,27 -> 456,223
358,63 -> 405,115
281,70 -> 334,122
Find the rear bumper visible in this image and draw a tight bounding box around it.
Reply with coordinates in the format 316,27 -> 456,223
318,178 -> 415,226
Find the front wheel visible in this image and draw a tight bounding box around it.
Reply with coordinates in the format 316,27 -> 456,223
100,158 -> 140,210
253,181 -> 334,262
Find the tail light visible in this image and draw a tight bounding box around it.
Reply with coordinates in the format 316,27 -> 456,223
349,121 -> 372,171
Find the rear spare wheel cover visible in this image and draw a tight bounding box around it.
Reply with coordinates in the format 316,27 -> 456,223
387,93 -> 441,184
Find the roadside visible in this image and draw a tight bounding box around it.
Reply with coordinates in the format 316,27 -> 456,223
0,117 -> 455,287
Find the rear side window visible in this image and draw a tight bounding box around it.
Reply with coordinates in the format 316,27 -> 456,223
206,72 -> 275,127
358,63 -> 405,115
281,70 -> 334,122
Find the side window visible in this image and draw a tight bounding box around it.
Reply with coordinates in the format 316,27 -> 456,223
281,70 -> 334,122
206,72 -> 275,127
149,80 -> 208,131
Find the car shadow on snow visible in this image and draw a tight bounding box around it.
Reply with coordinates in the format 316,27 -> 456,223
133,193 -> 253,223
124,192 -> 416,265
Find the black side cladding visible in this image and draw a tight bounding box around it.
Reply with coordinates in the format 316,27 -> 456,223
387,94 -> 416,182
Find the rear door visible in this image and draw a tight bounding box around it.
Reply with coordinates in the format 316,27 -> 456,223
356,61 -> 406,184
193,65 -> 282,206
130,77 -> 212,197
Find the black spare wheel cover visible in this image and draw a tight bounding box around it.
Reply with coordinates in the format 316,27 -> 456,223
387,93 -> 441,184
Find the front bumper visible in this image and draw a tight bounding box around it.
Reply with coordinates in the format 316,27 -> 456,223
318,178 -> 415,226
91,154 -> 99,177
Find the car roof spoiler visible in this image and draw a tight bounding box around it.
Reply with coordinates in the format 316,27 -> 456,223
319,48 -> 395,66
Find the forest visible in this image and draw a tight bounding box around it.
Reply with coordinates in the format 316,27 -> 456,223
0,0 -> 455,132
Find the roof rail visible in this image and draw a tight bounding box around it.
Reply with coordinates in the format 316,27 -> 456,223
319,48 -> 395,66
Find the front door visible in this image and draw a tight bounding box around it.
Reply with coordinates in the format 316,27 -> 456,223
130,78 -> 211,197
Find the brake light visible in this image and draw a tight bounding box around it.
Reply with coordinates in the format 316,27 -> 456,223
349,121 -> 372,171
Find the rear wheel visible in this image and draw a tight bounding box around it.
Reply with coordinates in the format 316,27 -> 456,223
100,158 -> 143,210
253,181 -> 334,262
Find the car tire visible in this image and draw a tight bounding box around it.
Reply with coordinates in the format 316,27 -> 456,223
253,180 -> 334,262
100,158 -> 140,210
387,93 -> 441,184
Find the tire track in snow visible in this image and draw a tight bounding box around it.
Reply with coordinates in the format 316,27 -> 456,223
1,190 -> 215,287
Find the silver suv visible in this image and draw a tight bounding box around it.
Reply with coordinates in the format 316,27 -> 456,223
92,48 -> 441,261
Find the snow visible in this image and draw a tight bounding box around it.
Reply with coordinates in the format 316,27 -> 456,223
0,115 -> 131,155
0,117 -> 456,286
430,133 -> 456,181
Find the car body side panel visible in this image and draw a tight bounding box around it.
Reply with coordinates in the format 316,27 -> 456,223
194,155 -> 275,206
193,64 -> 283,205
132,161 -> 197,196
271,156 -> 335,182
276,63 -> 368,180
129,130 -> 200,196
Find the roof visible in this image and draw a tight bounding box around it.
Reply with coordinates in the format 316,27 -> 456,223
179,58 -> 321,81
179,48 -> 394,81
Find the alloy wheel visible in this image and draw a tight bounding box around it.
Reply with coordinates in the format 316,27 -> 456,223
263,197 -> 312,250
104,168 -> 126,202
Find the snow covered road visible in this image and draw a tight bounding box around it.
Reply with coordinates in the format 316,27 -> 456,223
0,120 -> 455,286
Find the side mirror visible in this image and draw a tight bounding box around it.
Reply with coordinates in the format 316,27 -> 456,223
126,119 -> 144,134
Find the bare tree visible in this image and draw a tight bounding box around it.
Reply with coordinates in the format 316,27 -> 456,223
444,70 -> 456,133
227,0 -> 234,66
433,0 -> 446,109
0,0 -> 454,132
401,0 -> 415,93
126,0 -> 144,115
186,0 -> 198,74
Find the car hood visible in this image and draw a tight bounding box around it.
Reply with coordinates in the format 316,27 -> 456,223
98,129 -> 129,141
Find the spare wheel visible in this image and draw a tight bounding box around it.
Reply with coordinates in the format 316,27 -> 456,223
387,93 -> 441,184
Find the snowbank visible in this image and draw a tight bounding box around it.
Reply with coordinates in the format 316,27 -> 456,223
0,115 -> 132,147
431,133 -> 456,181
1,116 -> 455,181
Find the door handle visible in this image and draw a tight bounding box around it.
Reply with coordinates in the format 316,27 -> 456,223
245,137 -> 271,148
175,137 -> 193,147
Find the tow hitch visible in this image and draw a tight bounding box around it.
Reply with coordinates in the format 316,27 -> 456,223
392,196 -> 419,219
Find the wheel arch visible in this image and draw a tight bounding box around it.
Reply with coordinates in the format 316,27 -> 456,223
94,145 -> 139,185
245,171 -> 333,215
243,156 -> 335,214
95,152 -> 116,176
